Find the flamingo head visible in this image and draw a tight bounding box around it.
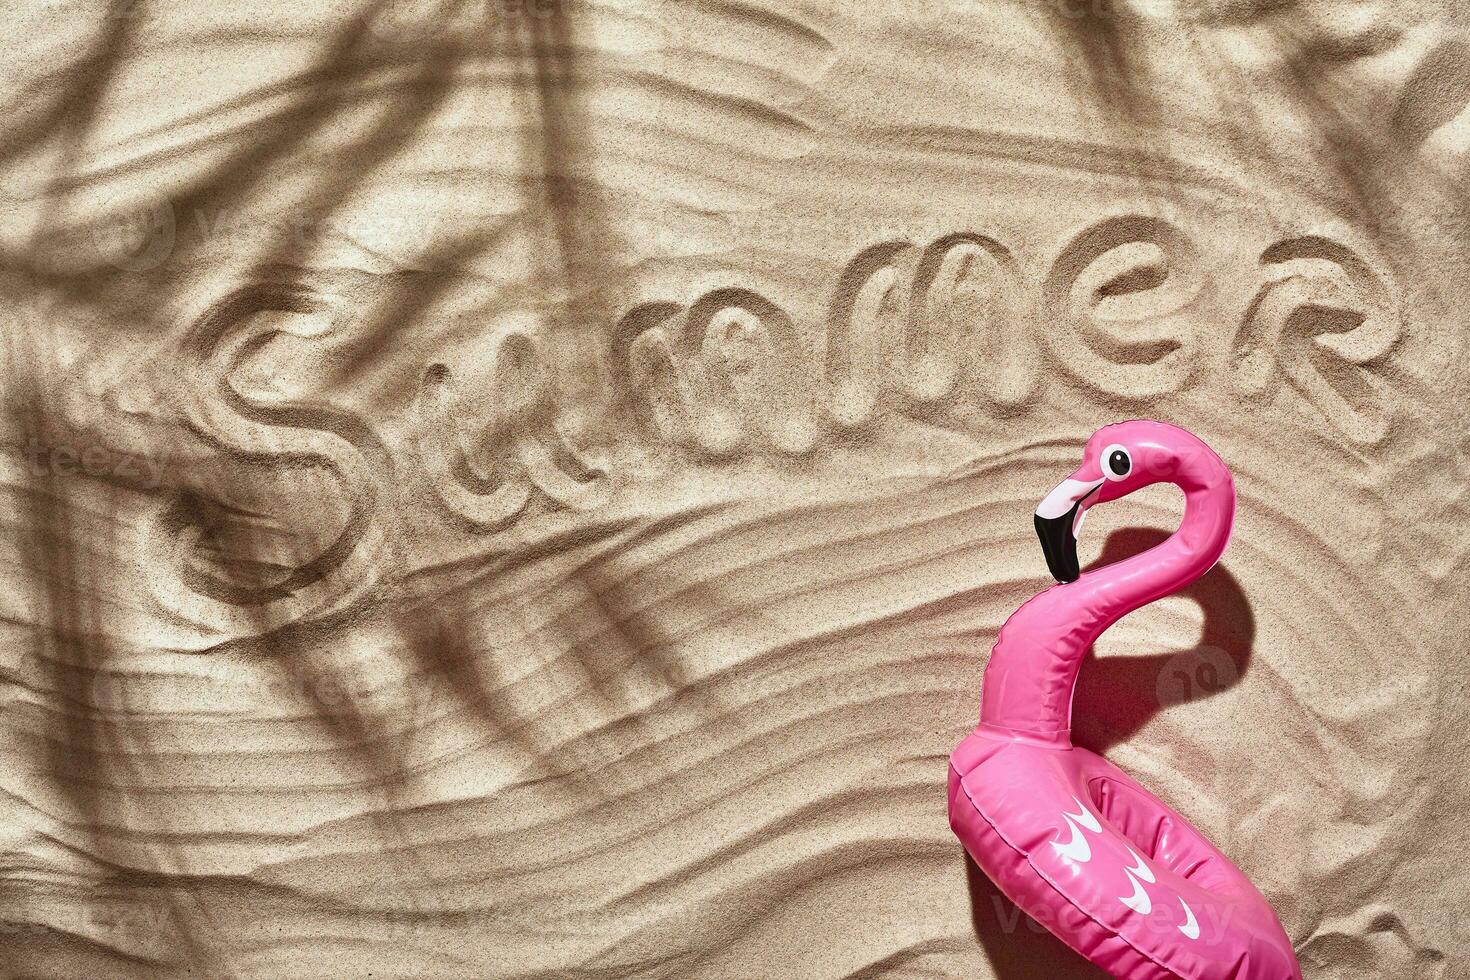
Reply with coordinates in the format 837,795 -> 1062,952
1033,420 -> 1227,584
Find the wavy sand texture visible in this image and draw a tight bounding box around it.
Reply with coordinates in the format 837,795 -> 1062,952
0,0 -> 1467,976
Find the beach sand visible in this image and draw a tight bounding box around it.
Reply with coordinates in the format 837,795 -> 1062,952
0,0 -> 1465,976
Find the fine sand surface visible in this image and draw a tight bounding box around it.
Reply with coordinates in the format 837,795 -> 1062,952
1,0 -> 1467,976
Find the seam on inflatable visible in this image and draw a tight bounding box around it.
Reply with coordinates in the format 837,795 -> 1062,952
952,761 -> 1187,980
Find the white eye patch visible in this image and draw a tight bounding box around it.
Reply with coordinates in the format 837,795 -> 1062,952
1101,443 -> 1131,481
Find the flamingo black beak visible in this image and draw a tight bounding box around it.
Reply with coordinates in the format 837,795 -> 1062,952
1034,477 -> 1104,583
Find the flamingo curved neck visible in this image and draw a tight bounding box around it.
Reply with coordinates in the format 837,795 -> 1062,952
979,464 -> 1235,742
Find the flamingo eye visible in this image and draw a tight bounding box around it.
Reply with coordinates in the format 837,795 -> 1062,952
1102,444 -> 1131,481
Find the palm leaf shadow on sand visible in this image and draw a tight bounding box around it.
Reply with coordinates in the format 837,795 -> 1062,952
0,0 -> 563,972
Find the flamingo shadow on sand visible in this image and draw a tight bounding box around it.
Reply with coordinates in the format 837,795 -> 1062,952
967,856 -> 1115,979
1071,527 -> 1256,755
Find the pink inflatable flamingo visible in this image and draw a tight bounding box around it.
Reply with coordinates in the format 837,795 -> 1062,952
949,420 -> 1301,979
